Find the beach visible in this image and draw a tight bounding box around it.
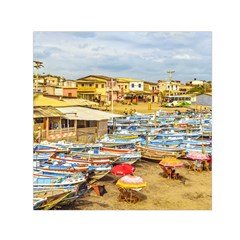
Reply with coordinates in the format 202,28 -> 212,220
59,102 -> 212,210
63,159 -> 212,210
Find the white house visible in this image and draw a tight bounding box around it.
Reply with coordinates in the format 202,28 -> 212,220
129,81 -> 144,91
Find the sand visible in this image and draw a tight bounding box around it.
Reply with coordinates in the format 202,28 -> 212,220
97,102 -> 210,115
61,102 -> 211,210
63,159 -> 212,210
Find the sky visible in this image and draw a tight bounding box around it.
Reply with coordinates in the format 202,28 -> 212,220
33,31 -> 212,83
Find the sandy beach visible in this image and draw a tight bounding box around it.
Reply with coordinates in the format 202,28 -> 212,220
59,102 -> 212,211
62,159 -> 212,210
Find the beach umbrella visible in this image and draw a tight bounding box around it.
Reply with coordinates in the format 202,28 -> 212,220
116,175 -> 147,189
159,157 -> 184,168
186,151 -> 210,161
111,164 -> 136,176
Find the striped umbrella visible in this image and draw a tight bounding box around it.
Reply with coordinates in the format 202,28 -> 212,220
159,157 -> 184,168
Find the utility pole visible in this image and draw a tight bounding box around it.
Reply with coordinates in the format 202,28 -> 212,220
167,70 -> 175,96
33,60 -> 44,92
111,78 -> 114,113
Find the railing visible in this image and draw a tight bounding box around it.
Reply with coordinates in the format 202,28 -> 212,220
36,127 -> 100,143
77,86 -> 96,92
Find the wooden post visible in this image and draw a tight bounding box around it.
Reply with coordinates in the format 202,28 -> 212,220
46,117 -> 49,140
146,132 -> 149,147
67,119 -> 69,142
59,117 -> 62,138
154,111 -> 156,128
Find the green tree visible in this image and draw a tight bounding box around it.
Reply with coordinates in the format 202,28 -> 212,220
187,86 -> 204,94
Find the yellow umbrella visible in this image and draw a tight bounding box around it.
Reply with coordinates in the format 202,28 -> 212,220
116,175 -> 147,189
159,157 -> 184,168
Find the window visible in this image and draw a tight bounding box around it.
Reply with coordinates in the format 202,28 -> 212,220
34,118 -> 44,123
138,83 -> 141,88
101,84 -> 104,88
96,84 -> 98,88
125,85 -> 127,89
89,84 -> 92,87
69,120 -> 74,128
81,84 -> 84,87
131,83 -> 134,88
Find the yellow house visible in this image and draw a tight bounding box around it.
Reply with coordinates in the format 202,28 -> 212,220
143,81 -> 159,102
76,75 -> 107,103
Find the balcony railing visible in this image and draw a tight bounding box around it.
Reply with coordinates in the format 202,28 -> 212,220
77,86 -> 96,92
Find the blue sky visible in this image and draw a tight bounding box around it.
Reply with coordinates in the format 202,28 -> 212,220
33,31 -> 212,83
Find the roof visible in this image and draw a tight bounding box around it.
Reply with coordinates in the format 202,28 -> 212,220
55,86 -> 77,89
117,77 -> 144,83
127,90 -> 152,95
33,107 -> 65,118
195,92 -> 212,97
33,94 -> 73,107
76,75 -> 115,83
62,98 -> 98,106
164,94 -> 194,98
56,107 -> 123,121
143,81 -> 158,85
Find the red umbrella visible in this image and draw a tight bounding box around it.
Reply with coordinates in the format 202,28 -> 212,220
111,164 -> 136,176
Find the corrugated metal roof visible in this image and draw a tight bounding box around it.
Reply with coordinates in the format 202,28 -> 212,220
33,107 -> 65,118
56,107 -> 123,121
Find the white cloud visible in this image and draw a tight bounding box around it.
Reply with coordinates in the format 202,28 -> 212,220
172,53 -> 201,60
33,31 -> 212,82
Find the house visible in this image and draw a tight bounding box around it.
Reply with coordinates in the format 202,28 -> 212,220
76,75 -> 108,103
186,79 -> 206,86
143,81 -> 159,103
117,77 -> 151,103
157,80 -> 181,95
33,94 -> 122,143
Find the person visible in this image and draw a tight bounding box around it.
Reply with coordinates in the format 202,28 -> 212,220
166,168 -> 172,179
129,109 -> 133,115
123,108 -> 128,115
171,169 -> 176,179
195,160 -> 203,172
202,161 -> 210,172
208,155 -> 212,171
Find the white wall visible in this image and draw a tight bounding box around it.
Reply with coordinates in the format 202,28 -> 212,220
129,82 -> 144,91
55,88 -> 63,96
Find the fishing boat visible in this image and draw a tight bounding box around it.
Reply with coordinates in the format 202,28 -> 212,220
33,189 -> 72,210
33,181 -> 88,209
101,147 -> 135,153
146,143 -> 186,154
49,154 -> 112,166
113,152 -> 141,165
135,145 -> 182,158
73,151 -> 120,163
33,174 -> 86,188
33,153 -> 52,161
